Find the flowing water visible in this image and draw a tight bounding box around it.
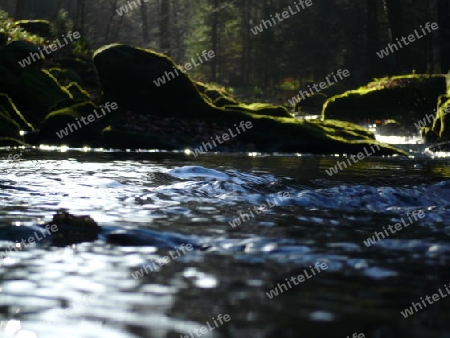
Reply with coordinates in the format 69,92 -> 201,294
1,138 -> 450,338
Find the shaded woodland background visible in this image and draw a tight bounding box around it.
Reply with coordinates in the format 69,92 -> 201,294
1,0 -> 450,98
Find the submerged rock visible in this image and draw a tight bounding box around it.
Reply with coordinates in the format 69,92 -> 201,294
43,211 -> 101,247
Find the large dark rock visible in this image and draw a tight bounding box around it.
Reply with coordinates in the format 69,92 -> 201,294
0,93 -> 33,131
93,44 -> 407,155
0,41 -> 73,124
39,101 -> 100,146
322,75 -> 447,133
94,44 -> 211,118
14,20 -> 52,39
428,96 -> 450,141
0,103 -> 24,146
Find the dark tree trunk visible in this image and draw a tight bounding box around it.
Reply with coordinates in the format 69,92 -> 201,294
438,0 -> 450,72
76,0 -> 86,33
140,0 -> 149,43
211,0 -> 219,82
15,0 -> 26,20
383,0 -> 410,73
105,0 -> 118,42
241,0 -> 251,85
367,0 -> 383,77
159,0 -> 170,52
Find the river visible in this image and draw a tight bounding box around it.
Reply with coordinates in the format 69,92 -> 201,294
1,136 -> 450,338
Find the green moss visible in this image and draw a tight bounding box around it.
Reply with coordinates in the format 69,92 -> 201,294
195,81 -> 239,107
65,82 -> 90,100
14,20 -> 52,38
0,93 -> 33,131
55,58 -> 98,85
0,68 -> 73,124
224,102 -> 292,118
94,44 -> 406,155
322,75 -> 447,128
0,108 -> 24,145
40,101 -> 99,145
94,44 -> 212,117
431,98 -> 450,140
213,96 -> 239,107
47,67 -> 84,86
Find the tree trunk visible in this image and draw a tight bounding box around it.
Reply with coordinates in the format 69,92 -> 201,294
76,0 -> 86,33
438,0 -> 450,72
366,0 -> 382,77
159,0 -> 170,52
383,0 -> 410,73
140,1 -> 149,43
210,0 -> 219,82
15,0 -> 26,20
241,0 -> 251,85
105,0 -> 119,42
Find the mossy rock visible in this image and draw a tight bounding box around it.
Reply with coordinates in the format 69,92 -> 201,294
65,82 -> 91,100
0,67 -> 73,124
322,75 -> 447,130
45,211 -> 101,247
47,67 -> 84,86
55,58 -> 98,85
102,126 -> 178,150
294,93 -> 328,112
14,20 -> 52,38
430,97 -> 450,141
0,108 -> 24,146
0,93 -> 34,131
94,44 -> 406,155
213,96 -> 239,107
94,44 -> 212,118
102,110 -> 405,156
0,40 -> 43,74
224,103 -> 292,118
195,81 -> 239,107
40,101 -> 100,145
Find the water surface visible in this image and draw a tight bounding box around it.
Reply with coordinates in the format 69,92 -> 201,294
1,144 -> 450,338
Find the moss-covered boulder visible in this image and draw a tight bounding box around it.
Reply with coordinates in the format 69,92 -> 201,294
0,94 -> 33,131
0,40 -> 44,73
294,93 -> 328,114
94,44 -> 211,118
47,67 -> 84,86
428,96 -> 450,141
55,58 -> 99,86
322,75 -> 447,132
0,105 -> 24,146
0,41 -> 74,120
102,110 -> 406,155
14,20 -> 52,39
224,103 -> 292,118
94,44 -> 406,155
65,82 -> 91,100
39,101 -> 100,146
0,65 -> 73,124
195,82 -> 239,107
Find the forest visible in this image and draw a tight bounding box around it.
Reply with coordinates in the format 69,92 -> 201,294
1,0 -> 449,101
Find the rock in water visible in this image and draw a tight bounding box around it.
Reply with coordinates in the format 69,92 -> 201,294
43,211 -> 101,247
